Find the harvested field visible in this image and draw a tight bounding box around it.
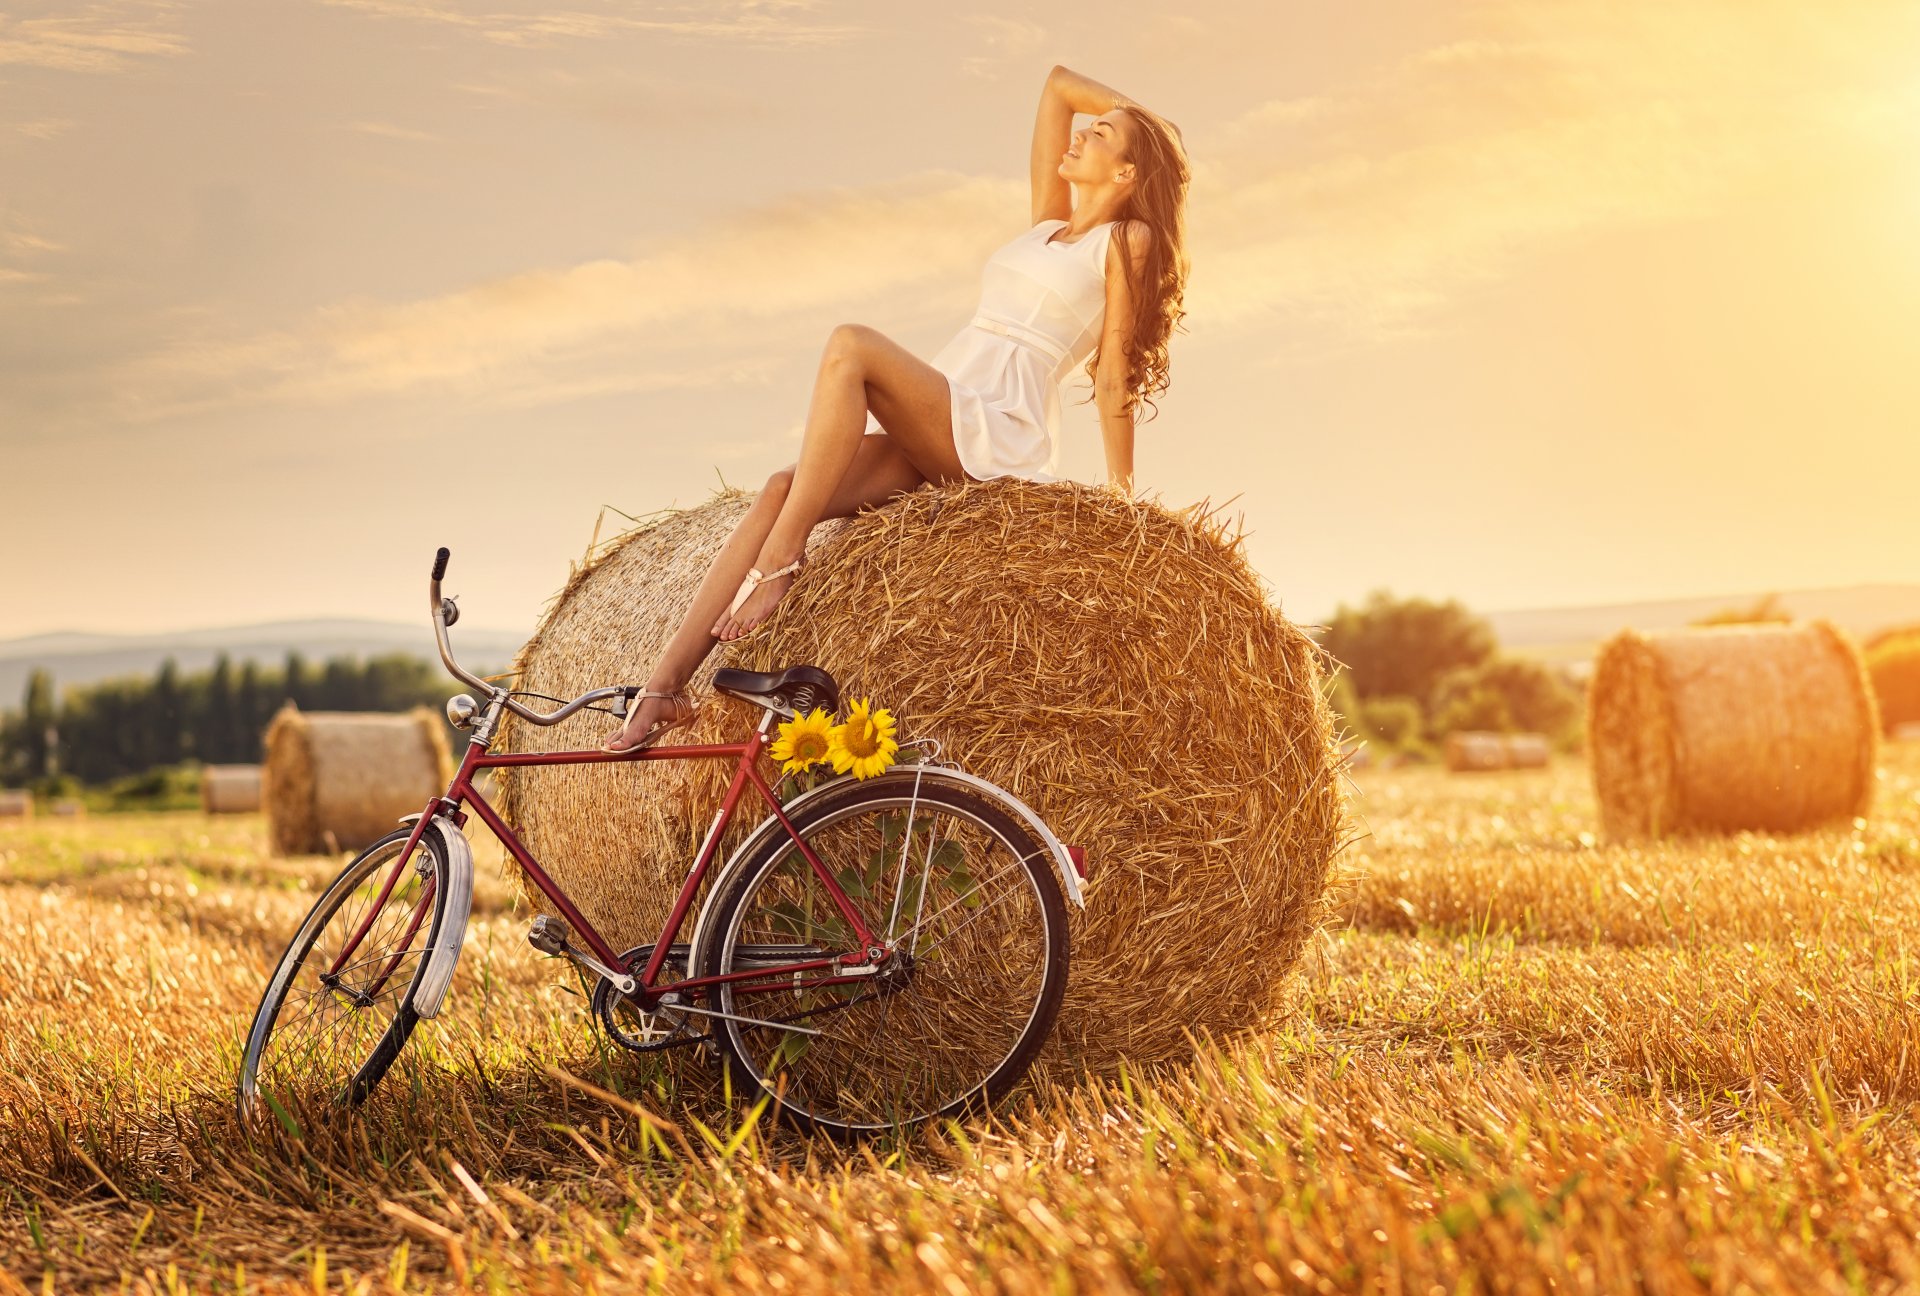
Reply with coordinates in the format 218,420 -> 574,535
4,741 -> 1920,1292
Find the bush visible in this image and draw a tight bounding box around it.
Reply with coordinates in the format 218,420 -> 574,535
1321,591 -> 1496,706
1691,593 -> 1792,627
1429,684 -> 1514,737
103,763 -> 202,812
1867,634 -> 1920,734
1357,695 -> 1424,747
1428,657 -> 1579,739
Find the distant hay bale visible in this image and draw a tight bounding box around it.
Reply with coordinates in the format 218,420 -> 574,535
1503,732 -> 1552,769
202,764 -> 263,815
50,798 -> 85,818
262,705 -> 453,855
1587,620 -> 1879,838
1337,737 -> 1372,770
1865,634 -> 1920,736
1444,731 -> 1508,772
494,478 -> 1350,1077
0,790 -> 30,819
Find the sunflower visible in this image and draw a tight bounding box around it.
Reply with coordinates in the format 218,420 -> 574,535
829,697 -> 899,780
769,707 -> 835,775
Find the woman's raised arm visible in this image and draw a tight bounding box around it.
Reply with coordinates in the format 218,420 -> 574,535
1031,65 -> 1137,227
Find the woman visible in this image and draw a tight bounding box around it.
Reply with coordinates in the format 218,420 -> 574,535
605,64 -> 1191,752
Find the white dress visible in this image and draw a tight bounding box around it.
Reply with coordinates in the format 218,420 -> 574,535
863,217 -> 1118,484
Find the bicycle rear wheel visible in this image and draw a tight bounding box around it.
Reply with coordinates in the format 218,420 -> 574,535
698,774 -> 1068,1136
236,826 -> 449,1122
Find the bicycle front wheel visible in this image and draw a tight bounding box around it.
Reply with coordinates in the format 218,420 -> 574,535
237,826 -> 449,1122
699,774 -> 1068,1136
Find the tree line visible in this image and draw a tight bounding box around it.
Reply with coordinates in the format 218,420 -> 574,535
0,653 -> 460,787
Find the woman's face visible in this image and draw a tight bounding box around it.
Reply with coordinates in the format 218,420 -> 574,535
1059,110 -> 1133,187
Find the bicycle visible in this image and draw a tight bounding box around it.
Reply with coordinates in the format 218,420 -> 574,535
236,548 -> 1087,1137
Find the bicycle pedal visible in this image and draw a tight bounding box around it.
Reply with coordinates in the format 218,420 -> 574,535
527,914 -> 570,957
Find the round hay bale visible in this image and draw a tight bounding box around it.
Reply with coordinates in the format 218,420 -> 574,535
202,764 -> 263,815
50,798 -> 85,818
1587,620 -> 1879,838
1502,732 -> 1552,769
494,478 -> 1349,1077
262,705 -> 453,856
0,790 -> 31,819
1444,731 -> 1507,772
1865,634 -> 1920,736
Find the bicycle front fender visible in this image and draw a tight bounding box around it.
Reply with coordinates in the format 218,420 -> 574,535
408,816 -> 474,1020
683,764 -> 1086,974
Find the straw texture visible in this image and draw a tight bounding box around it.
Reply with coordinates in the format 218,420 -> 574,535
1587,620 -> 1880,838
262,705 -> 453,855
494,478 -> 1350,1076
201,764 -> 263,815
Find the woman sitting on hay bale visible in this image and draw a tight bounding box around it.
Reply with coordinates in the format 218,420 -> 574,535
604,64 -> 1192,753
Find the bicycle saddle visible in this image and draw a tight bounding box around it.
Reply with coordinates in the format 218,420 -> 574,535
711,664 -> 840,718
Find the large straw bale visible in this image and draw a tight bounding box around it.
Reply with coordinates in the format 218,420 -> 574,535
1587,620 -> 1879,838
494,478 -> 1350,1076
0,790 -> 30,818
262,705 -> 452,855
1444,731 -> 1508,772
202,764 -> 263,814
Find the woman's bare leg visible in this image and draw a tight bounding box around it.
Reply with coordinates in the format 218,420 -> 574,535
711,322 -> 970,641
605,435 -> 928,750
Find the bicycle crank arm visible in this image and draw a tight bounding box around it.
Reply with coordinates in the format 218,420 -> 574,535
564,945 -> 636,996
667,1001 -> 823,1037
527,914 -> 636,994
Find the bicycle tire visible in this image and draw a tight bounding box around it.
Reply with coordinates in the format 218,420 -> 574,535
236,825 -> 450,1122
697,773 -> 1068,1137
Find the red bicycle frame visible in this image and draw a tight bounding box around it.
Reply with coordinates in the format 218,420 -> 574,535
332,720 -> 888,1009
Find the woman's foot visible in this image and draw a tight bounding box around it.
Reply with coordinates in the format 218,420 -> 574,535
711,548 -> 807,642
603,688 -> 698,753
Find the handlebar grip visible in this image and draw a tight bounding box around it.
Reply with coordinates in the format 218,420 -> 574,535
432,547 -> 450,581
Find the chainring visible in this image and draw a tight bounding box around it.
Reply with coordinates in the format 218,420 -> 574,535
590,945 -> 699,1053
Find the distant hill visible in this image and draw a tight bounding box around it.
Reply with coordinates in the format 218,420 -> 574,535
0,618 -> 527,704
7,582 -> 1916,705
1482,583 -> 1920,677
1484,583 -> 1920,647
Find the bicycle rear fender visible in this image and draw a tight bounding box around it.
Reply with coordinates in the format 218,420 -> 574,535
685,764 -> 1086,972
408,816 -> 474,1020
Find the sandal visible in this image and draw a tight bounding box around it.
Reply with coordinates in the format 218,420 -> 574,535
715,552 -> 808,640
602,689 -> 701,754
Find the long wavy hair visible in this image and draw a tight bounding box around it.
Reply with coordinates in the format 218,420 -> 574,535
1075,102 -> 1191,423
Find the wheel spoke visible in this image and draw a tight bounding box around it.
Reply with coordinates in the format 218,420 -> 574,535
240,834 -> 443,1115
711,784 -> 1064,1132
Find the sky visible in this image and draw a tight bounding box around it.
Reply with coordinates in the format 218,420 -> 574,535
2,0 -> 1917,641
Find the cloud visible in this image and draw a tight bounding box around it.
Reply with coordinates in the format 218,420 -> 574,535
109,171 -> 1021,419
345,120 -> 440,143
958,15 -> 1046,81
12,118 -> 75,139
1185,0 -> 1920,341
319,0 -> 864,48
0,3 -> 188,73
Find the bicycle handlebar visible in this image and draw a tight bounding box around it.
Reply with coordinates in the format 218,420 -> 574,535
428,546 -> 629,728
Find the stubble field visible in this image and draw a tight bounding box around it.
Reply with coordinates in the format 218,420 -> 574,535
4,741 -> 1920,1293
